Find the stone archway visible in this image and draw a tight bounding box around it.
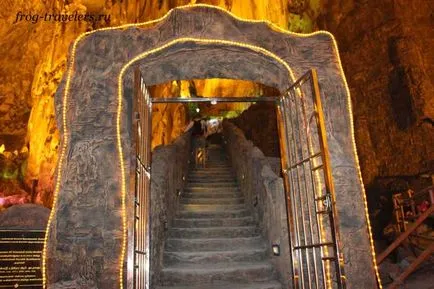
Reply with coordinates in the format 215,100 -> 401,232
45,5 -> 379,289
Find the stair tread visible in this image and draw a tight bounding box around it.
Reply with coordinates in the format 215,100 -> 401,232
164,246 -> 267,255
170,226 -> 256,231
178,210 -> 249,217
175,216 -> 253,221
167,236 -> 263,242
182,197 -> 242,199
163,261 -> 272,272
166,236 -> 265,252
155,281 -> 282,289
180,205 -> 245,211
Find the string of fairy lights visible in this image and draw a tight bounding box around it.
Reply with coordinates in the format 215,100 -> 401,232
41,3 -> 382,289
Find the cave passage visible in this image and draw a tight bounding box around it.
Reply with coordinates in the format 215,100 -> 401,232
131,71 -> 347,289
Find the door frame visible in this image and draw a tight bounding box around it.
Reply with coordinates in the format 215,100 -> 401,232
131,68 -> 346,289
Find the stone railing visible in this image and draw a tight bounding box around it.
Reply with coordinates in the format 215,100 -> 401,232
150,130 -> 192,285
222,121 -> 291,287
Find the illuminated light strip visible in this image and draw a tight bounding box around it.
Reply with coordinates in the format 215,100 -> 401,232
42,3 -> 381,288
41,30 -> 87,289
327,32 -> 384,289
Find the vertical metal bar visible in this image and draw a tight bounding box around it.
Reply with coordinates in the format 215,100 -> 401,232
132,68 -> 152,289
310,69 -> 346,288
282,97 -> 302,289
139,76 -> 144,289
276,101 -> 299,289
145,87 -> 152,289
300,80 -> 327,289
298,88 -> 321,289
291,88 -> 313,289
302,116 -> 326,289
283,95 -> 305,289
132,68 -> 140,289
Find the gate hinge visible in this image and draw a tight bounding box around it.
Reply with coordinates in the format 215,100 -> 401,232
323,192 -> 332,213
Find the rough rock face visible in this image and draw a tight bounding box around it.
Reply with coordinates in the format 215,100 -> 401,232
231,102 -> 280,158
0,203 -> 50,230
0,0 -> 91,207
318,0 -> 434,185
223,122 -> 291,287
149,132 -> 191,285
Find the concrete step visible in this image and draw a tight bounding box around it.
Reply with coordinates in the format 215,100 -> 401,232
188,172 -> 234,177
178,209 -> 250,218
183,191 -> 241,198
155,281 -> 282,289
189,171 -> 233,175
187,180 -> 238,186
180,204 -> 245,212
180,197 -> 244,205
168,226 -> 258,239
163,248 -> 268,265
188,175 -> 234,180
166,236 -> 265,252
173,216 -> 254,228
184,187 -> 240,193
187,177 -> 236,183
190,165 -> 233,173
161,262 -> 276,285
205,166 -> 231,168
186,182 -> 238,188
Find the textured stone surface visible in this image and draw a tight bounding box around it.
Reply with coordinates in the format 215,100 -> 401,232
0,203 -> 49,230
318,0 -> 434,185
231,102 -> 280,157
223,122 -> 291,288
48,6 -> 376,288
0,1 -> 90,207
149,131 -> 191,285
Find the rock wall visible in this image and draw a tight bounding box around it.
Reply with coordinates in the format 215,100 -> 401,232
223,121 -> 291,287
149,131 -> 192,285
318,0 -> 434,185
230,102 -> 281,158
0,203 -> 49,230
0,0 -> 90,208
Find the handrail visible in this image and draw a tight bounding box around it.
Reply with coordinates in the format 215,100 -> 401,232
377,205 -> 434,264
387,242 -> 434,289
376,186 -> 434,288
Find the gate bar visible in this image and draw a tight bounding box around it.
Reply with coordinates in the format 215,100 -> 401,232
152,96 -> 279,103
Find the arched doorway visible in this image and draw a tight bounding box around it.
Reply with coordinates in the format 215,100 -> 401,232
44,5 -> 380,289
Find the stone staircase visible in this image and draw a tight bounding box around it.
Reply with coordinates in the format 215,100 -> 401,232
157,144 -> 283,289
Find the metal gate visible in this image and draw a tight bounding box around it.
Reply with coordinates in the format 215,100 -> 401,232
277,69 -> 346,289
132,68 -> 152,289
130,67 -> 345,289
